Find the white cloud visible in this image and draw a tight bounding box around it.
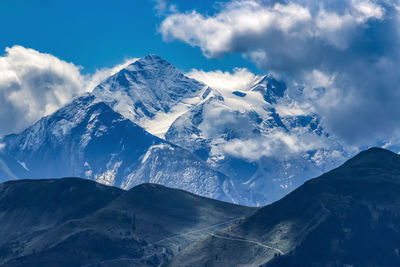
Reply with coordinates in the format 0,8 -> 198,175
186,68 -> 258,92
304,70 -> 336,89
0,46 -> 86,135
0,45 -> 136,135
223,131 -> 329,161
160,0 -> 383,57
161,1 -> 312,57
153,0 -> 177,16
160,0 -> 400,147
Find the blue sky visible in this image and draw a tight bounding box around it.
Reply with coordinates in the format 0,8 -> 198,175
0,0 -> 260,74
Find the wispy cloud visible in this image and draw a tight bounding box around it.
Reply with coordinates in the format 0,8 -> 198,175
153,0 -> 177,16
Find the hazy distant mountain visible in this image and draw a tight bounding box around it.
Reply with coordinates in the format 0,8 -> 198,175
0,178 -> 255,266
171,147 -> 400,266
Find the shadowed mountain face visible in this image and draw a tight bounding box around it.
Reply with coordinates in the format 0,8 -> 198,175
0,178 -> 255,266
171,148 -> 400,267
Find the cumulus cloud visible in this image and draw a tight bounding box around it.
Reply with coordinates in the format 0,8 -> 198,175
0,46 -> 86,135
0,45 -> 136,135
186,68 -> 258,91
160,0 -> 400,147
161,0 -> 384,59
224,132 -> 329,161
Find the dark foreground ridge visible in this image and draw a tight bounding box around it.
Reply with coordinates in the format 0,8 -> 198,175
171,147 -> 400,266
0,178 -> 255,266
2,147 -> 400,266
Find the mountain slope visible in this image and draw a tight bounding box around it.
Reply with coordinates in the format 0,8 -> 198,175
0,178 -> 256,266
126,143 -> 244,202
0,178 -> 123,263
1,95 -> 160,186
171,147 -> 400,267
0,152 -> 30,181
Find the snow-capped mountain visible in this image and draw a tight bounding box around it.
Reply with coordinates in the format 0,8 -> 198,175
92,54 -> 216,138
0,54 -> 349,206
91,54 -> 348,204
126,143 -> 243,202
165,75 -> 348,204
1,94 -> 159,185
0,94 -> 241,203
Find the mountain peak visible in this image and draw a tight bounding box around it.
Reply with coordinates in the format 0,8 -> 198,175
360,146 -> 397,156
94,53 -> 203,96
342,147 -> 400,168
92,53 -> 210,137
123,54 -> 174,72
128,182 -> 166,192
316,147 -> 400,183
141,54 -> 165,61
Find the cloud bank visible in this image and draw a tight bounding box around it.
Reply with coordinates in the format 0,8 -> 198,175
160,0 -> 400,146
0,45 -> 136,135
